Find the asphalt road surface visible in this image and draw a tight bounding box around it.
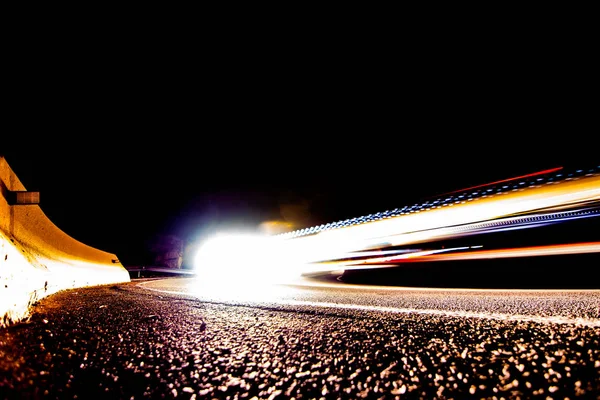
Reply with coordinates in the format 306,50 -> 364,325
1,275 -> 600,399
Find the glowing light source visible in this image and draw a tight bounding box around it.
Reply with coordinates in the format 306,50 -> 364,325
193,167 -> 600,297
193,233 -> 303,288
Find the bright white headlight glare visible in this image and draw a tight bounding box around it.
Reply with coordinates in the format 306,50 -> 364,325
194,233 -> 294,284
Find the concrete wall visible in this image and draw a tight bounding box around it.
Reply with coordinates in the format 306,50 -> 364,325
0,156 -> 130,328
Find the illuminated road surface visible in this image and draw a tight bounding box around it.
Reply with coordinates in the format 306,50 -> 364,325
141,275 -> 600,328
2,276 -> 599,399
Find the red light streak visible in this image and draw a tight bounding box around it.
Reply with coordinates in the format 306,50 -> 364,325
440,167 -> 564,196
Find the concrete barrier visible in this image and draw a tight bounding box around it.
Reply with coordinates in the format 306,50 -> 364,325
0,156 -> 130,328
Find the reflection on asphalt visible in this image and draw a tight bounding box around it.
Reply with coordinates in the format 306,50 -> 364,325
0,277 -> 598,398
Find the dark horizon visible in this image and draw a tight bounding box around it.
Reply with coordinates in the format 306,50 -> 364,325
1,147 -> 593,267
3,20 -> 597,266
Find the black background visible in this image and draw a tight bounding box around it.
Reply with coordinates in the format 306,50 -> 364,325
3,25 -> 597,266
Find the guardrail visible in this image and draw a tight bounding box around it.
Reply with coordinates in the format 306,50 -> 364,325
0,156 -> 130,328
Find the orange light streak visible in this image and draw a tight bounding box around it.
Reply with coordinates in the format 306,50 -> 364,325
370,242 -> 600,264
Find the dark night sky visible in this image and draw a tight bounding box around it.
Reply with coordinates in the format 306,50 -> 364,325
3,132 -> 590,267
3,32 -> 596,266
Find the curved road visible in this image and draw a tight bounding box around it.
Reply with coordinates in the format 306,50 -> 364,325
1,275 -> 599,399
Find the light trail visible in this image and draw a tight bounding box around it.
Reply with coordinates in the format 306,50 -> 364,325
193,165 -> 600,291
280,172 -> 600,266
328,242 -> 600,268
439,166 -> 564,195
